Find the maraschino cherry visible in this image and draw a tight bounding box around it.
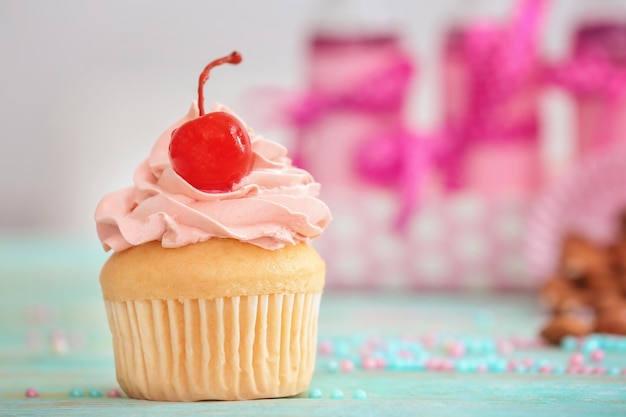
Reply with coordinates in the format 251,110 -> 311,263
169,51 -> 253,192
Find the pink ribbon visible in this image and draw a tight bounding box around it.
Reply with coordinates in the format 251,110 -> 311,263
260,0 -> 547,230
287,56 -> 414,126
355,129 -> 434,230
438,0 -> 546,190
271,53 -> 430,229
284,55 -> 415,169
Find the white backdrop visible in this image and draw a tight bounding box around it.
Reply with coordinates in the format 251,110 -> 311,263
0,0 -> 618,239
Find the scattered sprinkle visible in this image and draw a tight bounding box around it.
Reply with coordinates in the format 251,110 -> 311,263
308,388 -> 323,399
329,388 -> 344,399
69,388 -> 84,397
107,388 -> 122,398
88,388 -> 103,398
353,389 -> 368,399
25,388 -> 39,398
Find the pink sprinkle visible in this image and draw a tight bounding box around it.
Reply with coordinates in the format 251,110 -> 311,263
447,342 -> 466,358
593,366 -> 606,375
569,353 -> 585,367
440,359 -> 455,372
340,359 -> 354,373
362,357 -> 378,371
376,357 -> 387,370
497,340 -> 514,355
50,331 -> 69,355
507,360 -> 519,372
527,337 -> 547,348
422,334 -> 438,349
107,388 -> 122,398
25,388 -> 39,398
567,365 -> 583,374
318,341 -> 333,356
582,366 -> 594,375
590,349 -> 605,363
426,357 -> 442,371
476,363 -> 488,373
511,336 -> 527,347
539,364 -> 553,374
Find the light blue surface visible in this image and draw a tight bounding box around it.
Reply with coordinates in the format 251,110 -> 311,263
1,240 -> 626,416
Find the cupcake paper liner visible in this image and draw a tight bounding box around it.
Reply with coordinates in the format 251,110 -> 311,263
105,292 -> 321,401
526,143 -> 626,283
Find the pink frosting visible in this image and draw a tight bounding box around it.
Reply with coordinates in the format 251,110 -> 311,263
95,103 -> 331,252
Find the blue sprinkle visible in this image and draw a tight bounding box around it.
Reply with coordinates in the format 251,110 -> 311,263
403,359 -> 426,372
482,340 -> 496,354
353,389 -> 367,400
487,359 -> 507,373
465,338 -> 481,354
536,358 -> 550,367
608,366 -> 622,376
329,388 -> 344,399
308,388 -> 323,399
335,342 -> 351,358
582,337 -> 601,353
552,366 -> 566,375
455,360 -> 477,373
561,336 -> 578,351
616,339 -> 626,352
88,388 -> 103,398
69,388 -> 83,398
602,336 -> 618,351
389,358 -> 407,371
350,356 -> 363,369
409,342 -> 424,353
326,360 -> 339,373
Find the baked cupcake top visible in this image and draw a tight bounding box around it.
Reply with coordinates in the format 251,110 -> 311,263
95,101 -> 331,252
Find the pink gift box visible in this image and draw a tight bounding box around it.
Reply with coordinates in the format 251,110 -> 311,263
570,22 -> 626,157
439,24 -> 544,200
296,33 -> 415,195
290,1 -> 548,290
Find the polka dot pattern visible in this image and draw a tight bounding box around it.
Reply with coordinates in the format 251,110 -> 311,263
317,189 -> 532,290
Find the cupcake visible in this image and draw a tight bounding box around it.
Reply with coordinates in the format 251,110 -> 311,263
95,52 -> 331,401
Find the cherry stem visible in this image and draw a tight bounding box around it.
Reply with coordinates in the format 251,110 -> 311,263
197,51 -> 242,116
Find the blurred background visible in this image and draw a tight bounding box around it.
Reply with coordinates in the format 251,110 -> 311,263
0,0 -> 599,236
2,0 -> 626,292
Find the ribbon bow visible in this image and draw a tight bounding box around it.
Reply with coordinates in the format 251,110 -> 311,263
438,0 -> 546,190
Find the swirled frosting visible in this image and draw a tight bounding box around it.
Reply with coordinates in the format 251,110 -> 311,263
95,103 -> 331,252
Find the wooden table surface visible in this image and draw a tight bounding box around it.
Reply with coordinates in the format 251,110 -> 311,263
2,239 -> 626,416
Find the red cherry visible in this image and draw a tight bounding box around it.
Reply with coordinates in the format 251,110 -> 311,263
169,111 -> 252,192
168,51 -> 252,192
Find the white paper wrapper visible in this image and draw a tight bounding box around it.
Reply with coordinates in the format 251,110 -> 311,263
104,293 -> 321,401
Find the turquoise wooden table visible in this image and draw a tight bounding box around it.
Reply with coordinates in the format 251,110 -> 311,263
2,239 -> 626,416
